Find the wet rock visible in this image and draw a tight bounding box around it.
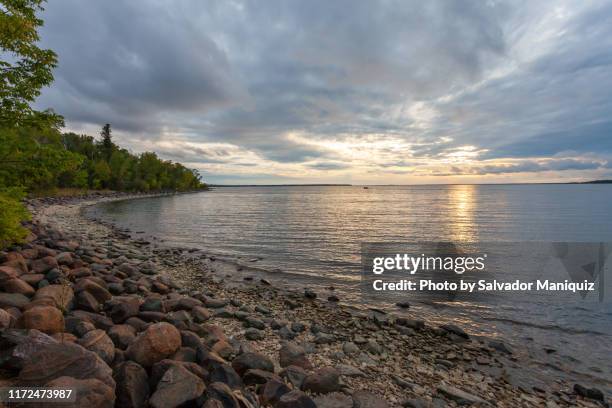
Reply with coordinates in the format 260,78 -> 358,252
302,367 -> 340,394
574,384 -> 604,401
488,340 -> 512,354
46,376 -> 114,408
18,341 -> 115,388
126,322 -> 181,367
395,318 -> 425,330
261,378 -> 291,406
396,301 -> 410,308
113,361 -> 150,408
352,391 -> 390,408
245,328 -> 264,341
149,364 -> 205,408
439,324 -> 469,339
231,352 -> 274,376
277,390 -> 317,408
304,288 -> 317,299
108,324 -> 137,349
437,384 -> 488,405
78,329 -> 116,364
18,306 -> 64,334
279,342 -> 312,369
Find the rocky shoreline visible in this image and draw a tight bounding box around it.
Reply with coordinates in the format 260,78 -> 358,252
0,192 -> 607,407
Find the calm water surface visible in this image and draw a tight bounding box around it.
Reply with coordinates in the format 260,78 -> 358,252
94,185 -> 612,388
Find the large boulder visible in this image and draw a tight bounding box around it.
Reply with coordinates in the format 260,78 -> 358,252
105,296 -> 141,323
45,376 -> 114,408
0,292 -> 30,309
74,278 -> 112,303
18,306 -> 64,334
2,278 -> 35,296
31,256 -> 59,274
108,324 -> 137,349
18,341 -> 115,388
78,329 -> 115,364
126,322 -> 181,367
149,364 -> 205,408
34,284 -> 74,311
113,361 -> 150,408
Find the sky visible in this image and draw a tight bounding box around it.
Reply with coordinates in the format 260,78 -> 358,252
35,0 -> 612,185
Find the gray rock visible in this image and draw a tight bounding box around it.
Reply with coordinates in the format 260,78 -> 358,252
302,367 -> 340,394
353,391 -> 390,408
437,384 -> 488,406
245,328 -> 264,341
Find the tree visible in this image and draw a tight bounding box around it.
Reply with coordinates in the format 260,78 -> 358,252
99,123 -> 115,160
0,0 -> 61,128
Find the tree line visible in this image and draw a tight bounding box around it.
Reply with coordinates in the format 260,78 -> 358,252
0,0 -> 206,247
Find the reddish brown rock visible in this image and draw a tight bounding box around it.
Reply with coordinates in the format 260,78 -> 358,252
20,273 -> 45,286
114,361 -> 150,408
78,329 -> 116,364
45,376 -> 114,408
277,390 -> 317,408
261,378 -> 291,406
3,278 -> 35,296
74,278 -> 112,303
75,290 -> 100,312
126,322 -> 181,367
191,306 -> 211,323
105,296 -> 141,323
231,352 -> 274,376
34,284 -> 74,311
301,367 -> 340,394
0,292 -> 30,309
51,332 -> 78,343
108,324 -> 137,349
279,342 -> 312,369
18,306 -> 64,334
18,341 -> 115,388
149,364 -> 205,408
31,256 -> 59,274
4,252 -> 28,273
0,265 -> 19,282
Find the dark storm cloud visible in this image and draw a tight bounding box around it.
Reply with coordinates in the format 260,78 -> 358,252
34,0 -> 612,179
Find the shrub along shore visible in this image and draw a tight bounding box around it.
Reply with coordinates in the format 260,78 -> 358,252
0,192 -> 607,408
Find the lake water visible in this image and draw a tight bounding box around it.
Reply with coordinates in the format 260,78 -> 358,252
92,184 -> 612,390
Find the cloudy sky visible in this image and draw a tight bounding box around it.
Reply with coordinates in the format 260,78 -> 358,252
36,0 -> 612,184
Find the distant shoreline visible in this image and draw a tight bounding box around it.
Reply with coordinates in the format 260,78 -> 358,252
210,179 -> 612,187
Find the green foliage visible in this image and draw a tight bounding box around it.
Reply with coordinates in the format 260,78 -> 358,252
0,187 -> 30,248
0,0 -> 62,128
58,126 -> 206,192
